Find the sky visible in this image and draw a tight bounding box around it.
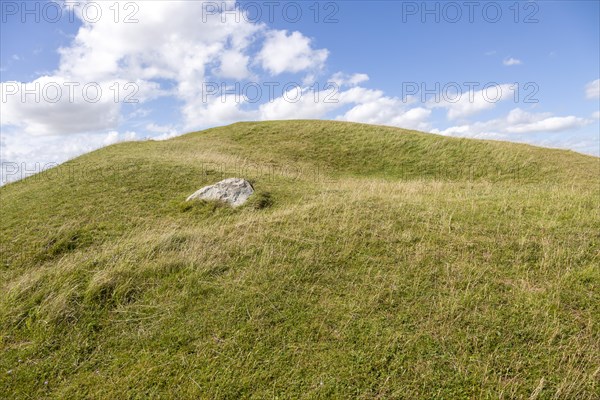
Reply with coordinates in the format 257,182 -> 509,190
1,0 -> 599,183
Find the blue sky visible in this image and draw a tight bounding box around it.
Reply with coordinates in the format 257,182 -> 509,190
1,1 -> 599,182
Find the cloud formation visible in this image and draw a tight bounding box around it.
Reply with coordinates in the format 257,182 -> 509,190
503,57 -> 522,66
256,30 -> 329,76
1,1 -> 330,136
1,0 -> 597,174
432,108 -> 591,137
585,79 -> 599,99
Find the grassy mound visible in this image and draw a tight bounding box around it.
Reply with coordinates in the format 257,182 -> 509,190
1,120 -> 598,398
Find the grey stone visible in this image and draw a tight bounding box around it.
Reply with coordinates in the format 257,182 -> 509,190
186,178 -> 254,207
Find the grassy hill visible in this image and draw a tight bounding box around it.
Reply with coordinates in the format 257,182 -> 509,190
1,120 -> 598,399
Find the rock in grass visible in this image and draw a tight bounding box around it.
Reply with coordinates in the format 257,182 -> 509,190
186,178 -> 254,207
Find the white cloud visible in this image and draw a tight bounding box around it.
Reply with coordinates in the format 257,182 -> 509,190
1,1 -> 333,142
0,130 -> 138,185
503,108 -> 591,134
585,79 -> 599,99
1,1 -> 596,172
214,50 -> 251,80
0,77 -> 121,135
338,98 -> 431,131
152,131 -> 182,141
2,1 -> 262,136
146,123 -> 176,134
431,83 -> 516,120
144,122 -> 182,140
128,108 -> 151,119
592,111 -> 600,120
184,95 -> 257,130
259,86 -> 340,120
1,130 -> 137,169
432,108 -> 591,138
256,30 -> 328,76
506,116 -> 589,134
145,122 -> 182,141
104,130 -> 137,145
0,1 -> 270,175
503,57 -> 522,66
257,85 -> 386,121
258,83 -> 431,131
330,72 -> 370,87
430,108 -> 597,155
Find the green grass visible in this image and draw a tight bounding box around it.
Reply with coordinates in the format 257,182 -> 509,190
1,120 -> 599,399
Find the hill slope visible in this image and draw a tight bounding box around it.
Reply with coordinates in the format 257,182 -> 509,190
1,120 -> 599,398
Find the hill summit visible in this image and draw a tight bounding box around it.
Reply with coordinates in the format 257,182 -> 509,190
1,120 -> 598,398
